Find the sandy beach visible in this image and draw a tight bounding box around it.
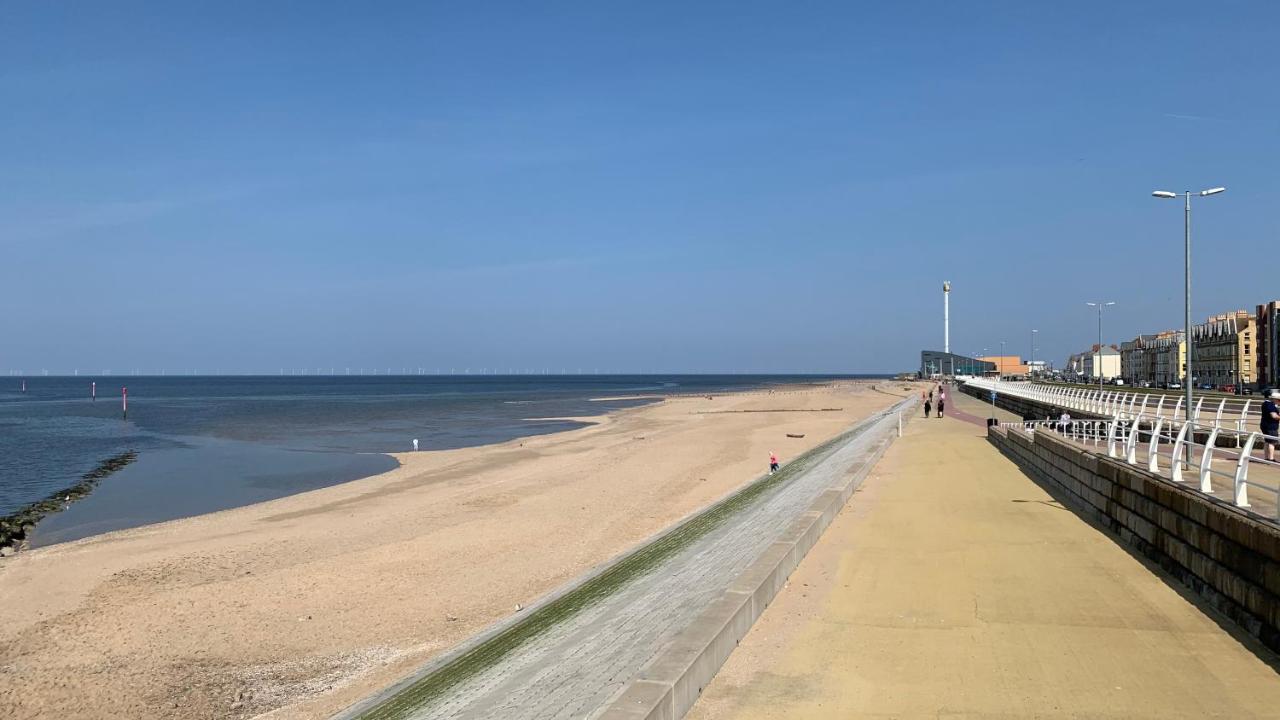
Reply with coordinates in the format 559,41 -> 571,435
0,381 -> 904,720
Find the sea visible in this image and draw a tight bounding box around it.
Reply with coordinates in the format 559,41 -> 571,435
0,374 -> 878,546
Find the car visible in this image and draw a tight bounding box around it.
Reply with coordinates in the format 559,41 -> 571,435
1166,382 -> 1182,390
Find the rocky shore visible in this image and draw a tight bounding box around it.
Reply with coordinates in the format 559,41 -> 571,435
0,450 -> 137,555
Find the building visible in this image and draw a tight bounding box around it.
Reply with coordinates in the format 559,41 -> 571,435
1257,301 -> 1280,389
1068,345 -> 1120,380
1120,334 -> 1160,385
1027,359 -> 1050,376
1150,332 -> 1186,386
919,350 -> 994,378
978,355 -> 1029,377
1190,310 -> 1255,388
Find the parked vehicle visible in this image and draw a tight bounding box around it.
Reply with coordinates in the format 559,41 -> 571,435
1167,382 -> 1182,390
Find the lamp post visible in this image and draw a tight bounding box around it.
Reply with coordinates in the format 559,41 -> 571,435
1153,186 -> 1225,428
1086,302 -> 1116,394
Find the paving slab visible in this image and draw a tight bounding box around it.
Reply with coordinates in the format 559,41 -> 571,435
688,395 -> 1280,720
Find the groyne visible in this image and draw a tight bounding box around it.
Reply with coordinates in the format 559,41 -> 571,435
0,450 -> 137,555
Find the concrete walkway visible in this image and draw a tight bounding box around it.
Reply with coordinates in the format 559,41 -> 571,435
688,395 -> 1280,719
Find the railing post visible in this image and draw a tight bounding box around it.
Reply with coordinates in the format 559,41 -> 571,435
1171,421 -> 1191,483
1148,416 -> 1165,472
1106,416 -> 1120,457
1234,433 -> 1257,508
1237,400 -> 1252,449
1200,426 -> 1220,493
1125,414 -> 1142,464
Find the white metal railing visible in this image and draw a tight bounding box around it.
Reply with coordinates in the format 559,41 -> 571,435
978,378 -> 1280,520
968,378 -> 1257,433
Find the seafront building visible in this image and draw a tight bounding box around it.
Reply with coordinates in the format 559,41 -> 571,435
1120,334 -> 1160,384
1150,332 -> 1186,386
1256,301 -> 1280,389
919,350 -> 994,377
1189,310 -> 1255,388
1067,345 -> 1120,380
978,355 -> 1029,377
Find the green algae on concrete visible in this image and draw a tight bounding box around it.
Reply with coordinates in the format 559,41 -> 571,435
348,407 -> 898,720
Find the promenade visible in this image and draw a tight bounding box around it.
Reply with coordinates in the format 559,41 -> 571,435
688,388 -> 1280,718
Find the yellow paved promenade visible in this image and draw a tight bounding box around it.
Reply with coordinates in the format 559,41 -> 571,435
688,388 -> 1280,719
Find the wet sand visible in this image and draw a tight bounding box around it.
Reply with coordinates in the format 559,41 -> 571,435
0,381 -> 906,720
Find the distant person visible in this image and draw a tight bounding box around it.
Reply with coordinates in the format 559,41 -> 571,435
1059,410 -> 1072,433
1262,390 -> 1280,461
412,438 -> 419,451
924,398 -> 932,418
769,451 -> 779,474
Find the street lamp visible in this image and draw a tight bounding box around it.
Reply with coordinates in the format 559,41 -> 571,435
1086,301 -> 1116,395
1153,186 -> 1225,427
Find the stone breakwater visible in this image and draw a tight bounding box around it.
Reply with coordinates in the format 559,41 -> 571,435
0,450 -> 137,555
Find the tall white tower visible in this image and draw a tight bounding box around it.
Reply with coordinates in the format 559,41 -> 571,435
943,281 -> 951,353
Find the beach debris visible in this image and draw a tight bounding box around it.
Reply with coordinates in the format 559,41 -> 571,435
515,603 -> 524,612
446,614 -> 458,622
786,433 -> 805,438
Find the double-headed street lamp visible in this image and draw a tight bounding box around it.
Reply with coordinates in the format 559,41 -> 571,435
1152,186 -> 1225,426
1086,301 -> 1116,394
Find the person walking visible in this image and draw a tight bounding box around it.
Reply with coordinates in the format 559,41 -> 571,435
937,391 -> 945,418
1262,390 -> 1280,461
924,397 -> 932,418
769,451 -> 779,474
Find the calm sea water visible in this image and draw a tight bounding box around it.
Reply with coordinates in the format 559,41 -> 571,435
0,374 -> 875,546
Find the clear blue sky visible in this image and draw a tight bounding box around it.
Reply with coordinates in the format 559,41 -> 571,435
3,2 -> 1278,374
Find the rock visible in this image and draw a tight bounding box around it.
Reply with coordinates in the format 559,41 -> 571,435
0,546 -> 14,557
230,701 -> 243,710
445,615 -> 458,622
515,603 -> 524,612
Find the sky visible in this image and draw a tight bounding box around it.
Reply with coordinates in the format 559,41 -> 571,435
3,1 -> 1279,374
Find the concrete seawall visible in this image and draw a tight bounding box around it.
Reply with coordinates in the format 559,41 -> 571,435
988,424 -> 1280,653
598,411 -> 903,720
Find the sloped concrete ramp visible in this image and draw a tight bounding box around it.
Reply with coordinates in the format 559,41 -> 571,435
337,398 -> 911,720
